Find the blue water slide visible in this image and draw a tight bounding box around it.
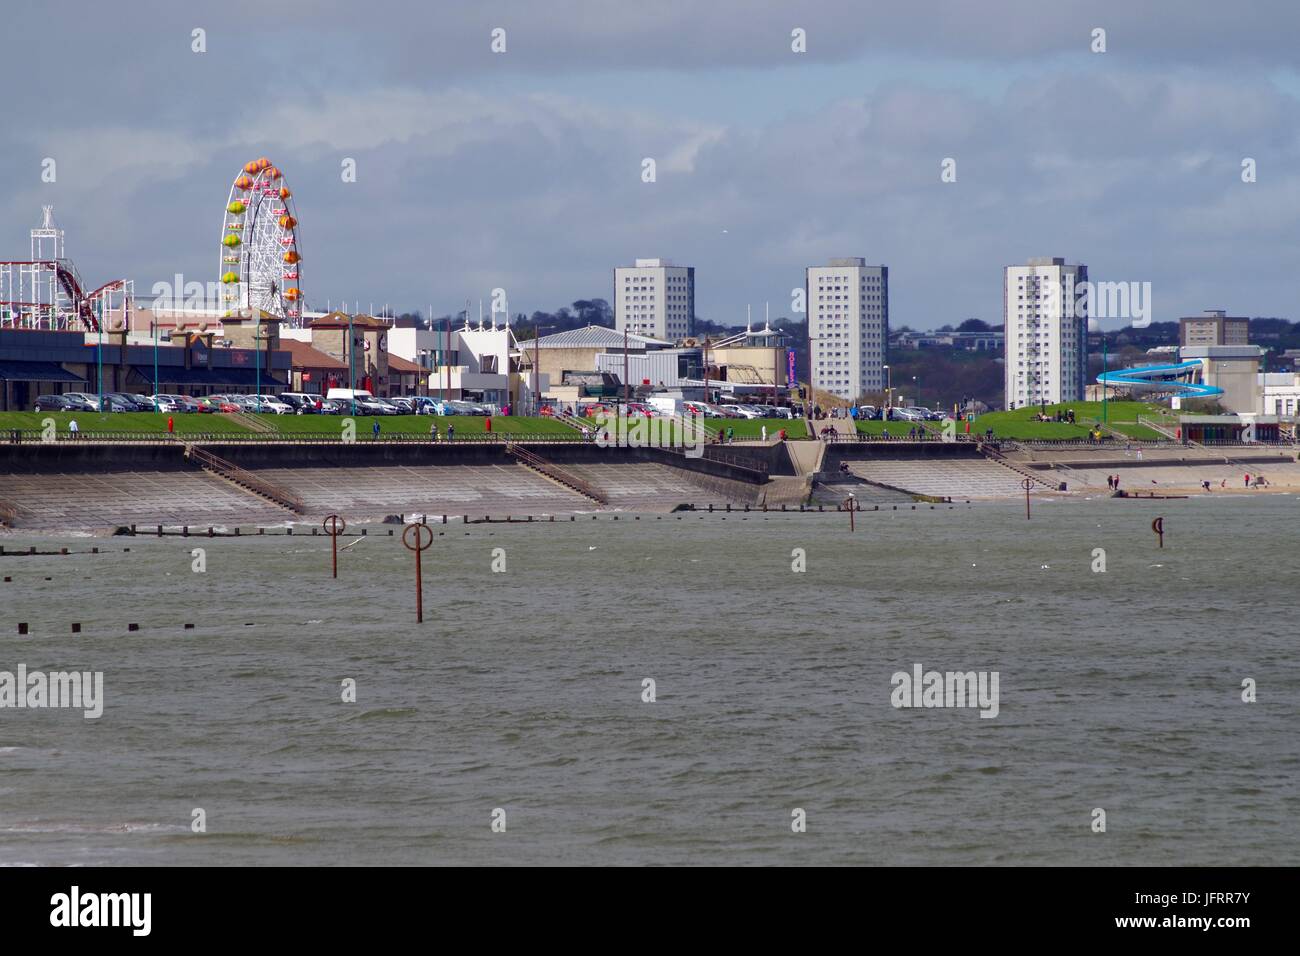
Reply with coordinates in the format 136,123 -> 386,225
1095,361 -> 1223,397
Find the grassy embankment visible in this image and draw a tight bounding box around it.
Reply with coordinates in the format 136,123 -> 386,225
854,401 -> 1175,441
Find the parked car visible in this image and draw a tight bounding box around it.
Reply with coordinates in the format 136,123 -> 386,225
248,395 -> 292,415
388,397 -> 415,414
199,397 -> 240,413
278,392 -> 327,414
104,391 -> 153,412
370,398 -> 403,415
720,404 -> 761,419
147,394 -> 182,413
33,394 -> 74,412
61,393 -> 100,412
448,400 -> 487,416
409,396 -> 439,415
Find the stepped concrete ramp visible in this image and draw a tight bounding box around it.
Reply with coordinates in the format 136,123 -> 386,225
0,467 -> 290,530
248,463 -> 589,518
810,480 -> 914,506
785,439 -> 826,477
844,459 -> 1029,500
561,461 -> 757,510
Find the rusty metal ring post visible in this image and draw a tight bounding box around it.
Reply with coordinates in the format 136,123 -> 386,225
1020,477 -> 1033,520
323,514 -> 347,578
402,522 -> 435,622
1152,516 -> 1164,548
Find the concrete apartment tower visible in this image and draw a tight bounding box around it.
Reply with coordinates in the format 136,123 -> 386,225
1003,257 -> 1089,409
804,258 -> 889,402
1180,310 -> 1249,347
614,258 -> 694,341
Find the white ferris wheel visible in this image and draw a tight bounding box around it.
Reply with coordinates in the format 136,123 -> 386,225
218,157 -> 303,324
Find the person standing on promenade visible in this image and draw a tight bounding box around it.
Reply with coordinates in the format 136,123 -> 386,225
69,418 -> 79,437
372,419 -> 381,440
167,415 -> 174,435
486,416 -> 492,434
447,424 -> 454,442
1244,473 -> 1250,488
761,424 -> 767,443
430,421 -> 438,442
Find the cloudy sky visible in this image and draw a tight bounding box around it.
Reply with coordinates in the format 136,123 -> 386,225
3,0 -> 1298,330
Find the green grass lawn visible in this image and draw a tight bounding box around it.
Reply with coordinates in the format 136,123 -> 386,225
845,400 -> 1177,441
0,411 -> 253,434
0,410 -> 585,438
853,419 -> 946,436
970,401 -> 1175,441
701,418 -> 807,440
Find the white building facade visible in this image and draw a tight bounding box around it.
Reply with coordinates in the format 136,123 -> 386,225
1003,257 -> 1089,409
805,258 -> 888,401
614,258 -> 694,340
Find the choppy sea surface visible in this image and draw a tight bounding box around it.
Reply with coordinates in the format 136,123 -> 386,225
0,494 -> 1296,865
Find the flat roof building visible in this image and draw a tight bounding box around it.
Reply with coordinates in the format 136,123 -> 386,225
1180,310 -> 1249,347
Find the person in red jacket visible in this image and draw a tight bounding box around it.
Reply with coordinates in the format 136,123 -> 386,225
486,416 -> 492,433
167,415 -> 174,434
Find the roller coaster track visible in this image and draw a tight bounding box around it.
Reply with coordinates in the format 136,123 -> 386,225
0,259 -> 129,332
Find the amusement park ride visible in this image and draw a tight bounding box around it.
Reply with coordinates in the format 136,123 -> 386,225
0,157 -> 305,334
219,157 -> 304,326
0,206 -> 132,333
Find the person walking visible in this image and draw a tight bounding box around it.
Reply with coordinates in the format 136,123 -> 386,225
430,421 -> 438,442
1244,473 -> 1250,488
446,423 -> 454,442
167,415 -> 174,435
485,416 -> 492,433
372,419 -> 381,440
761,424 -> 767,443
68,418 -> 79,437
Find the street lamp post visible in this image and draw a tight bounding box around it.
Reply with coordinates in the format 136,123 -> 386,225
96,301 -> 103,411
254,317 -> 261,403
348,311 -> 356,416
1101,330 -> 1108,425
883,364 -> 892,414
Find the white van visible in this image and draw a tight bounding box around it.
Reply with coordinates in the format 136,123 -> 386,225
648,396 -> 685,417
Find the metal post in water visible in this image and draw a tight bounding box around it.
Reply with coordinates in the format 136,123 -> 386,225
402,522 -> 434,622
324,513 -> 346,578
1152,516 -> 1164,548
1021,478 -> 1033,519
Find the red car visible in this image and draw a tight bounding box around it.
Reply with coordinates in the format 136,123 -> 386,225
198,397 -> 239,413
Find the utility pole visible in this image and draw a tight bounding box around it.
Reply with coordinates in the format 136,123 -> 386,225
623,326 -> 629,405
